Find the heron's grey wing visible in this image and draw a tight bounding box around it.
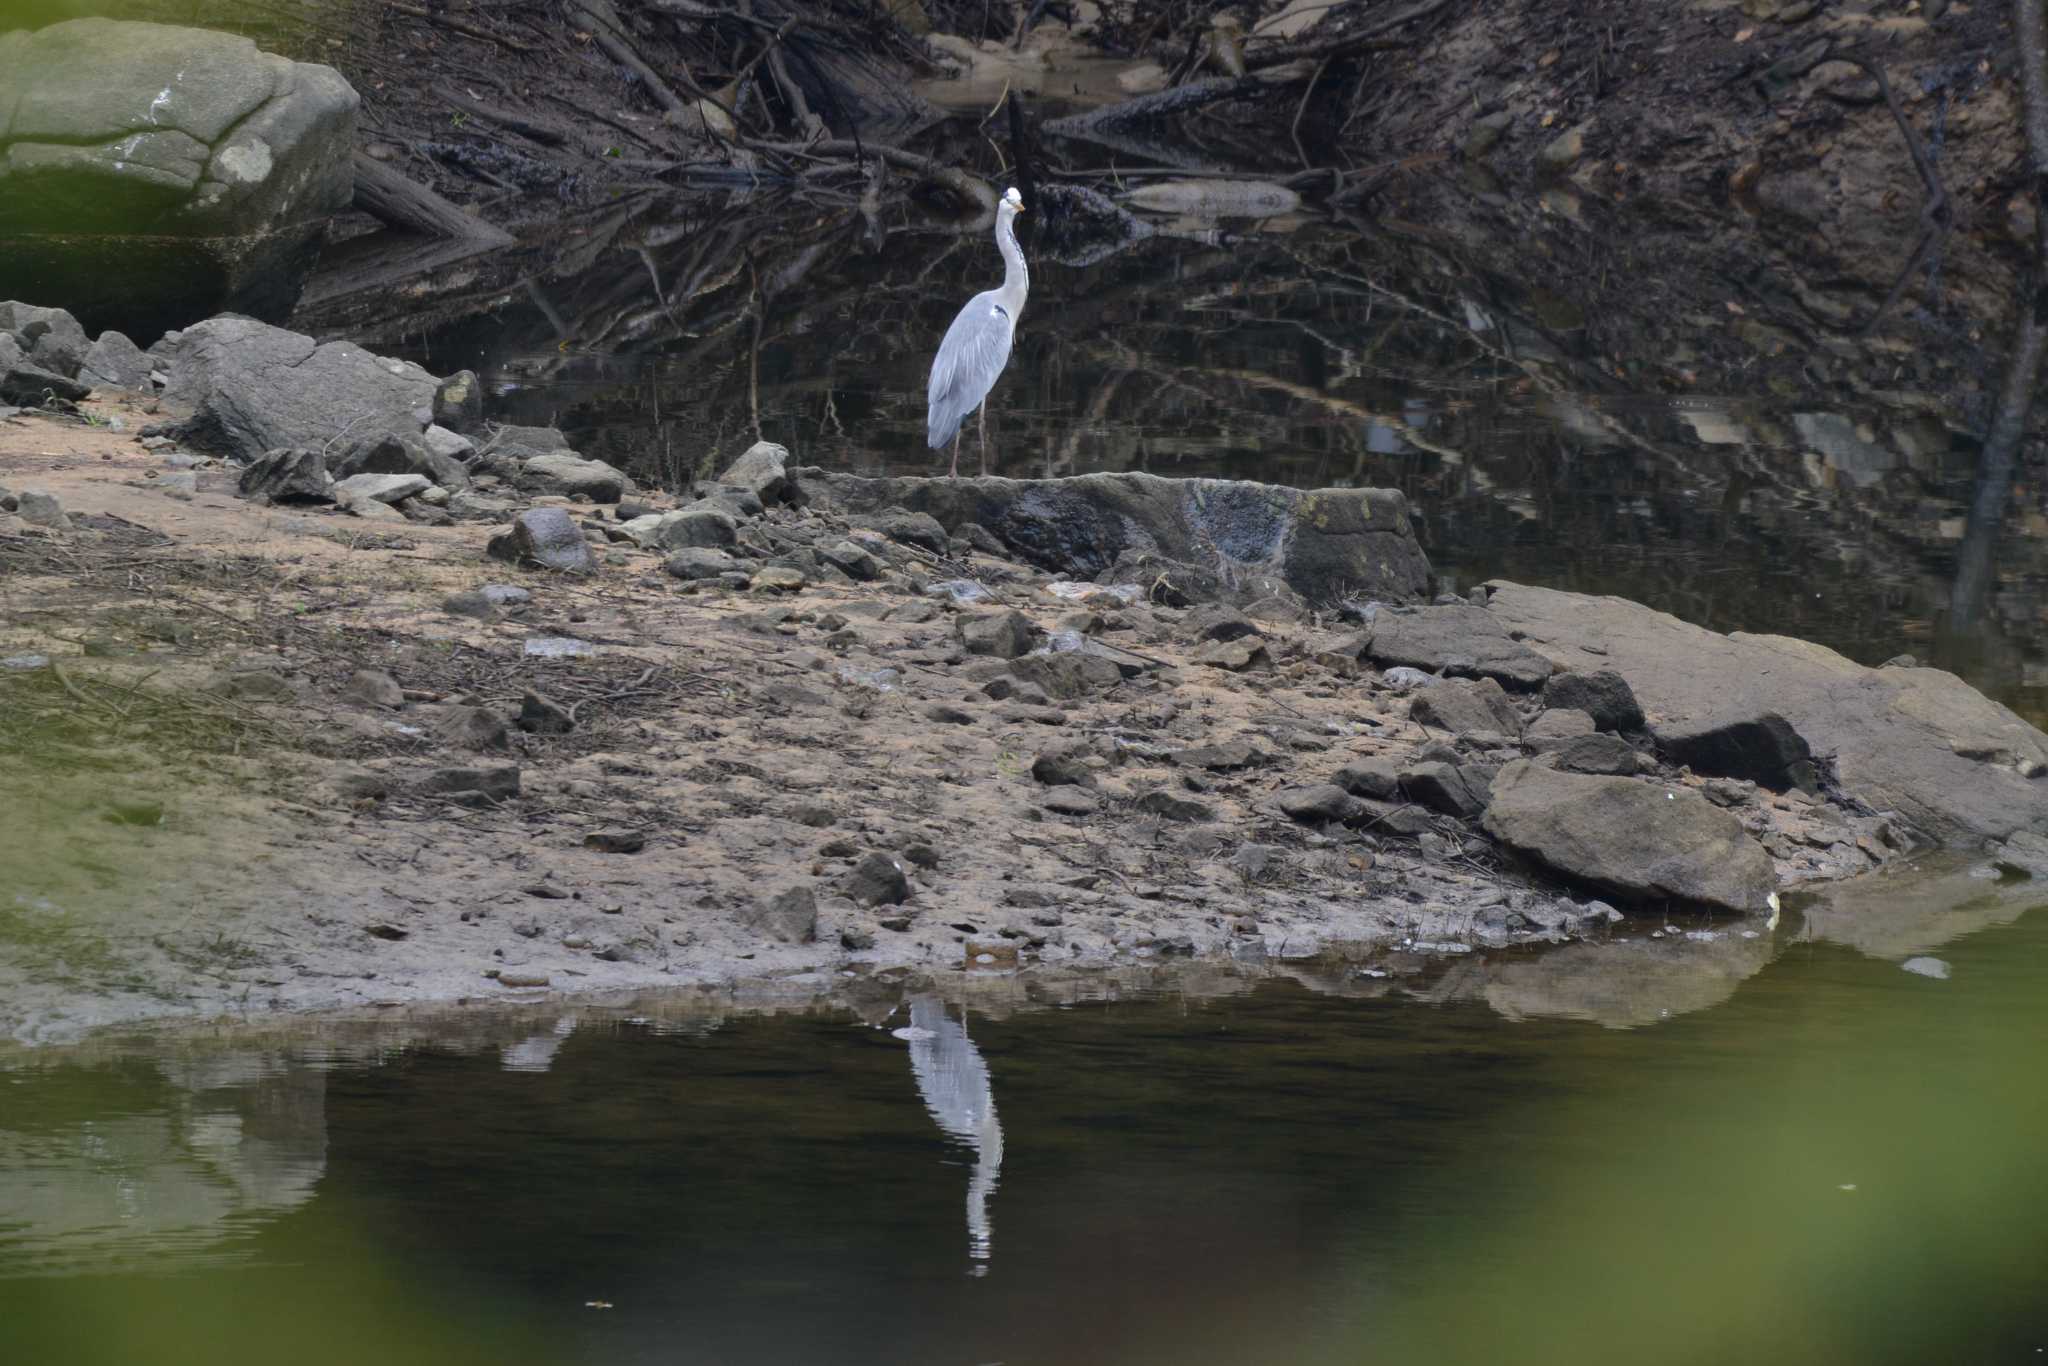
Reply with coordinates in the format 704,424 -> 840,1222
927,294 -> 1016,446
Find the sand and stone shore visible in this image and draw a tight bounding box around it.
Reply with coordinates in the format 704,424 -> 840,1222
4,306 -> 2047,1046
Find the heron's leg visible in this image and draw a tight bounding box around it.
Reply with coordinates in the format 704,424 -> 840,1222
949,431 -> 960,480
977,400 -> 989,477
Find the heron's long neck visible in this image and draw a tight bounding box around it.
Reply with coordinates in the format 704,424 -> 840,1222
996,212 -> 1028,315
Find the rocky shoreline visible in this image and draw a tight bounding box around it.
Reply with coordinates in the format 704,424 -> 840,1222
4,303 -> 2048,1046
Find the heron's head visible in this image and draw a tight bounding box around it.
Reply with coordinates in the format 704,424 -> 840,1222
1001,186 -> 1025,214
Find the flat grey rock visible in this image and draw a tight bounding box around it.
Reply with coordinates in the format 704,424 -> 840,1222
488,507 -> 596,573
1541,667 -> 1646,732
0,363 -> 90,405
665,547 -> 743,581
0,21 -> 358,338
644,508 -> 737,551
1486,580 -> 2048,846
719,441 -> 789,502
1410,677 -> 1522,737
790,467 -> 1430,607
237,447 -> 333,503
1366,604 -> 1554,690
332,472 -> 427,505
331,432 -> 469,493
160,319 -> 435,466
520,451 -> 633,504
1482,759 -> 1776,913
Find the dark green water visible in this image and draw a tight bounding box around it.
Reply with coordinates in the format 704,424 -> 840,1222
5,900 -> 2046,1366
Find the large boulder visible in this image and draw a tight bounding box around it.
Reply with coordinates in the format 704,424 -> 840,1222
1541,668 -> 1645,732
237,447 -> 333,503
331,432 -> 470,492
1409,677 -> 1522,737
0,363 -> 89,406
789,468 -> 1432,606
1483,581 -> 2048,846
79,330 -> 151,390
518,451 -> 633,504
488,508 -> 596,573
1366,604 -> 1553,689
1481,760 -> 1777,914
638,508 -> 735,551
0,20 -> 358,340
158,317 -> 439,467
718,441 -> 789,503
23,312 -> 90,377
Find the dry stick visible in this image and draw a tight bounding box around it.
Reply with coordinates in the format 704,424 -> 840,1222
387,0 -> 538,53
352,152 -> 517,244
647,0 -> 865,42
763,137 -> 996,210
728,14 -> 804,105
435,85 -> 570,146
647,0 -> 782,26
542,89 -> 671,151
47,660 -> 121,719
1291,56 -> 1331,170
1242,0 -> 1452,70
1043,76 -> 1265,135
571,2 -> 697,115
766,40 -> 816,134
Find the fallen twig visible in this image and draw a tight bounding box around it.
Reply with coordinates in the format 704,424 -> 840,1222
1243,0 -> 1452,69
761,137 -> 995,210
573,0 -> 704,115
435,85 -> 569,147
387,1 -> 537,54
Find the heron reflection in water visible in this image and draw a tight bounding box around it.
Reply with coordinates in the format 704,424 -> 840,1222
903,996 -> 1004,1274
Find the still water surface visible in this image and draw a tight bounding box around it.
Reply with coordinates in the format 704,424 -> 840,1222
5,902 -> 2044,1365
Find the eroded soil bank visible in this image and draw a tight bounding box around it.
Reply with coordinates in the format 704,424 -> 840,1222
5,324 -> 2045,1046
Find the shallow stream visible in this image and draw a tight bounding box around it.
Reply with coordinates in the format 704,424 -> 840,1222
5,895 -> 2044,1365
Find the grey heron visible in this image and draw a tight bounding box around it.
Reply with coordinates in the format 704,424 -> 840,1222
927,185 -> 1029,478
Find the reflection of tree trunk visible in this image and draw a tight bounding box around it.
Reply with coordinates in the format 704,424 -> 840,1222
1950,315 -> 2045,624
1951,0 -> 2048,625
